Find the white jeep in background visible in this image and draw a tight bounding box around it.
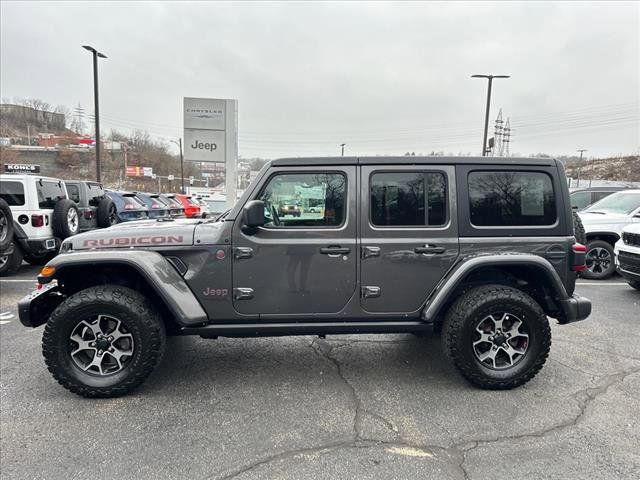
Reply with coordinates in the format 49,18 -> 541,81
0,173 -> 80,276
578,189 -> 640,280
615,223 -> 640,291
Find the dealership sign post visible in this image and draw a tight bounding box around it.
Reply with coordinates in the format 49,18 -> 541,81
183,97 -> 238,207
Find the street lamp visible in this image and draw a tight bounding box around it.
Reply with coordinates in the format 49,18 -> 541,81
471,74 -> 510,156
170,139 -> 185,193
340,143 -> 346,156
83,45 -> 107,182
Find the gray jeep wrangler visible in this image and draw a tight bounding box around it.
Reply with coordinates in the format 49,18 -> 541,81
19,157 -> 591,397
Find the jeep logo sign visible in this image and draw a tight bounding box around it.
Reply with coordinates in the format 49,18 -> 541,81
184,129 -> 225,163
190,139 -> 217,152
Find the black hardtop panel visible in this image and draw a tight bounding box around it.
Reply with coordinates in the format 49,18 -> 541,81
271,156 -> 557,167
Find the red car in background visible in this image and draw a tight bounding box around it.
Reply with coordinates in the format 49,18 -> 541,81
174,194 -> 202,218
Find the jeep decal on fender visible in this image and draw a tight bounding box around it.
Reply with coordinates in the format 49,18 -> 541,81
84,235 -> 184,247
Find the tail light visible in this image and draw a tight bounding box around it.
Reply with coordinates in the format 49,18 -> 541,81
572,243 -> 587,271
31,214 -> 44,227
151,203 -> 161,209
124,204 -> 135,210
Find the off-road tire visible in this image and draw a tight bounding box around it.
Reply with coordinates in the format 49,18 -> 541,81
582,240 -> 616,280
42,285 -> 166,398
572,211 -> 586,245
52,199 -> 80,238
627,280 -> 640,291
0,198 -> 14,250
442,284 -> 551,390
0,243 -> 23,276
96,197 -> 117,228
23,251 -> 57,266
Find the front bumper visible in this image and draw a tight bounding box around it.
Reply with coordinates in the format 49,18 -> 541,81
18,282 -> 64,328
558,294 -> 592,324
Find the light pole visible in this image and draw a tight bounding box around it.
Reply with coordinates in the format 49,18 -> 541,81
170,139 -> 185,193
576,149 -> 587,187
471,74 -> 510,156
83,45 -> 107,182
340,143 -> 346,156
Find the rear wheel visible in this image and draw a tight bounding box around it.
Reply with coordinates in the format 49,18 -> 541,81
442,284 -> 551,389
42,285 -> 166,397
582,240 -> 616,280
572,211 -> 586,245
0,244 -> 23,276
97,198 -> 117,228
0,198 -> 14,250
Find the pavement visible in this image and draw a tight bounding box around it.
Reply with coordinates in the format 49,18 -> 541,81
0,265 -> 639,480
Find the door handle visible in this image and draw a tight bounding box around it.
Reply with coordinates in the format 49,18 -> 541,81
320,246 -> 351,255
414,245 -> 445,255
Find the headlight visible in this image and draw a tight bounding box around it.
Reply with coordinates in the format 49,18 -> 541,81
59,241 -> 73,254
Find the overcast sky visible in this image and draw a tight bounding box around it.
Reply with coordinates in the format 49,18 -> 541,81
1,1 -> 638,159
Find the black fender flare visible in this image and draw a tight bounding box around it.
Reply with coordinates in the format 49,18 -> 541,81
422,254 -> 572,323
45,250 -> 208,326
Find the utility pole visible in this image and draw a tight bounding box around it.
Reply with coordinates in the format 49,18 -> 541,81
576,149 -> 587,187
471,74 -> 510,156
83,45 -> 107,182
170,139 -> 185,193
340,143 -> 346,156
26,125 -> 31,145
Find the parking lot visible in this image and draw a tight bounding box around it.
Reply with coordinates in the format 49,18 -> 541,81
0,265 -> 638,480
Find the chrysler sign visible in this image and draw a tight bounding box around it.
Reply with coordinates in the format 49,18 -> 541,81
183,97 -> 237,164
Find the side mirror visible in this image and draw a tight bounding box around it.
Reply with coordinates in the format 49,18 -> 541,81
243,200 -> 265,228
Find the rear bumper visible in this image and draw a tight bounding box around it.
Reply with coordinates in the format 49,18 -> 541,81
18,237 -> 58,255
557,294 -> 592,324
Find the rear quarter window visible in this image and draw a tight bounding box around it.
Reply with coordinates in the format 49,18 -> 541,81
37,180 -> 66,209
468,171 -> 557,226
0,181 -> 25,206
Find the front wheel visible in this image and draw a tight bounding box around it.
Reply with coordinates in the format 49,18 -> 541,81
42,285 -> 166,397
442,284 -> 551,389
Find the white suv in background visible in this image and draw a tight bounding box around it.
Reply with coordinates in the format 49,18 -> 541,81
578,189 -> 640,280
0,174 -> 79,275
615,223 -> 640,291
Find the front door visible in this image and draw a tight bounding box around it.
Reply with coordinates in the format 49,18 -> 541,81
359,165 -> 459,314
232,166 -> 357,316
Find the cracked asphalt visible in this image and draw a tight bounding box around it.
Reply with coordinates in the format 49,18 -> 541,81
1,266 -> 639,480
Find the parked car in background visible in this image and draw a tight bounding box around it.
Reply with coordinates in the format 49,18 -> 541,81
134,192 -> 170,219
193,197 -> 211,218
0,173 -> 79,275
570,186 -> 633,211
174,194 -> 201,218
104,191 -> 149,223
202,196 -> 227,217
160,194 -> 185,218
614,223 -> 640,291
579,189 -> 640,279
65,180 -> 117,231
278,201 -> 301,217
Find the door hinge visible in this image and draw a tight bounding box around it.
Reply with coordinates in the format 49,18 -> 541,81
361,286 -> 381,299
362,246 -> 381,259
234,247 -> 253,260
233,288 -> 254,300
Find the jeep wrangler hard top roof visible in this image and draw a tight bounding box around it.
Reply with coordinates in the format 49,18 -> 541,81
270,156 -> 558,167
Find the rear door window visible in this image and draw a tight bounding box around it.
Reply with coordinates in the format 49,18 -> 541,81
37,180 -> 66,209
0,181 -> 25,206
468,171 -> 556,226
370,171 -> 447,227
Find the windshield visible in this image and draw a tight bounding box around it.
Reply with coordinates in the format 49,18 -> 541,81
584,191 -> 640,215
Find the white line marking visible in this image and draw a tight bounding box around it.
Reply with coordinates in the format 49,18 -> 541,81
0,312 -> 14,320
0,279 -> 36,283
0,320 -> 12,325
576,282 -> 630,286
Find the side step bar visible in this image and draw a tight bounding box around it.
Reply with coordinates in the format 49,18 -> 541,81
182,321 -> 430,338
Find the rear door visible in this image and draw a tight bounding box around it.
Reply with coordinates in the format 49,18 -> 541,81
359,165 -> 459,314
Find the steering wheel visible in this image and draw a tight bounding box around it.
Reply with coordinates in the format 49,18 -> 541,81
270,204 -> 281,226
